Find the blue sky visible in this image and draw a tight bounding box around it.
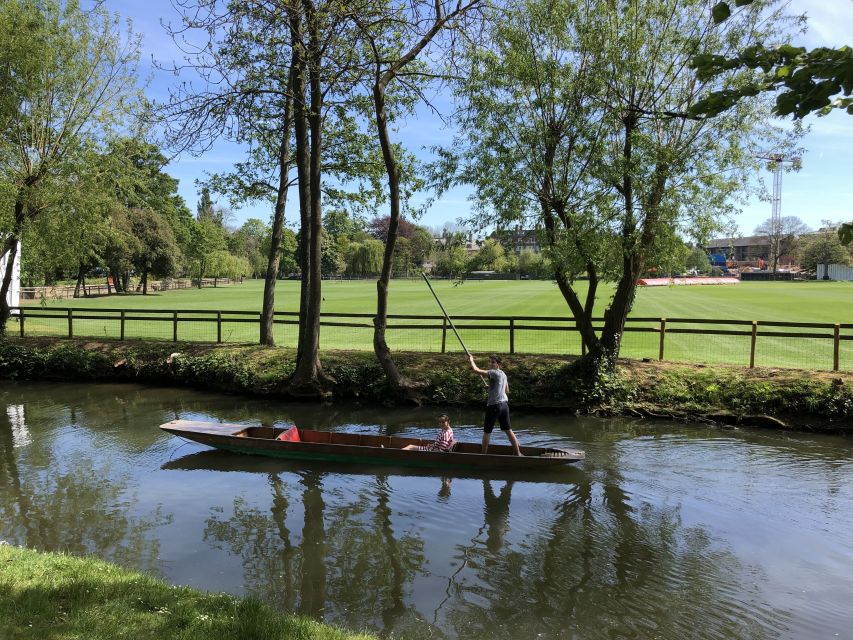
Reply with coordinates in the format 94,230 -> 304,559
106,0 -> 853,238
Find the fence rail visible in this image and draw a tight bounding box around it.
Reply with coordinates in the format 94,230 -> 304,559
5,306 -> 851,371
18,278 -> 238,301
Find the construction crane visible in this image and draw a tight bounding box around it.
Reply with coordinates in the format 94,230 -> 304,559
756,152 -> 801,233
756,152 -> 801,272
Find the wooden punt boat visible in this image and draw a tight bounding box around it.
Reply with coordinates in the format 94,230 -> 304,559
159,420 -> 585,470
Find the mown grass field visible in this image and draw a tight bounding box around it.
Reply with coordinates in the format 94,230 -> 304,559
10,278 -> 853,370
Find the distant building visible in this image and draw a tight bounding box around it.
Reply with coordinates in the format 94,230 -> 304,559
433,233 -> 482,254
0,240 -> 21,311
704,235 -> 798,268
490,226 -> 543,254
704,236 -> 770,262
508,227 -> 542,253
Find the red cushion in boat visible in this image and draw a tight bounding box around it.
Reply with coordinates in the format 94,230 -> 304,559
276,426 -> 301,442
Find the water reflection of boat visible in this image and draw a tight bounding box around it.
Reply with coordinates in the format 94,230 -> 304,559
159,419 -> 585,471
162,449 -> 582,484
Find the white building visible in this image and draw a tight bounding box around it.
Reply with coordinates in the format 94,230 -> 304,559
0,241 -> 21,311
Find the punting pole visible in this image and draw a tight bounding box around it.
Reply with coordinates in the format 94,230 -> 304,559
421,272 -> 487,387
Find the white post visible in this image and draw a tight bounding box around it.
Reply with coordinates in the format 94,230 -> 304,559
0,240 -> 21,314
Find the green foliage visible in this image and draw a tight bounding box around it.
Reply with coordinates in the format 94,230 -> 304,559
469,239 -> 507,272
686,247 -> 712,274
839,222 -> 853,246
692,42 -> 853,119
799,231 -> 851,272
437,0 -> 794,359
1,339 -> 851,424
433,245 -> 469,277
343,236 -> 384,276
642,367 -> 853,419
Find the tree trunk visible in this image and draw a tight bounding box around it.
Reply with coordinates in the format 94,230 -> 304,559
371,82 -> 421,397
73,263 -> 85,298
0,199 -> 25,336
289,0 -> 329,394
261,65 -> 295,346
110,268 -> 123,293
539,197 -> 600,353
142,269 -> 148,295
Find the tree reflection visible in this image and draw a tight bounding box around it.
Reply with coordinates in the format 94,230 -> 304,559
195,449 -> 790,640
0,407 -> 167,572
203,470 -> 426,636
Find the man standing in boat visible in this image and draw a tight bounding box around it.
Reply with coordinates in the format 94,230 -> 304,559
468,354 -> 523,456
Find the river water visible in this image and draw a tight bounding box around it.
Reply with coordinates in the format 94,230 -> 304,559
1,381 -> 852,639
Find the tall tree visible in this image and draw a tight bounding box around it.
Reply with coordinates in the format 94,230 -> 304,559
438,0 -> 798,367
356,0 -> 483,396
799,229 -> 851,273
186,219 -> 228,288
196,186 -> 216,222
0,0 -> 141,333
128,208 -> 182,294
164,1 -> 384,361
754,215 -> 809,273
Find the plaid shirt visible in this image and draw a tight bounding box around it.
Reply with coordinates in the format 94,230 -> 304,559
418,428 -> 455,452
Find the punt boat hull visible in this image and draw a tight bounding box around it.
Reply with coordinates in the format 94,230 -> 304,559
159,420 -> 585,470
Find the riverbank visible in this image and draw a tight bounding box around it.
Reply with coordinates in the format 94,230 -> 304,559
0,338 -> 850,433
0,544 -> 374,640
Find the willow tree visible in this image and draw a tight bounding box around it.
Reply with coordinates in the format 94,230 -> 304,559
440,0 -> 799,367
0,0 -> 140,333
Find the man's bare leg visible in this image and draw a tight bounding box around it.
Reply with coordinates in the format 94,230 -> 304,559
481,432 -> 491,454
507,430 -> 523,456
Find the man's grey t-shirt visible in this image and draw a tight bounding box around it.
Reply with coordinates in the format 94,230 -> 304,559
487,369 -> 508,405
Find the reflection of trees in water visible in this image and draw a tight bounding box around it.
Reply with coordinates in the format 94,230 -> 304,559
200,454 -> 790,640
0,413 -> 167,573
440,453 -> 790,640
203,471 -> 425,637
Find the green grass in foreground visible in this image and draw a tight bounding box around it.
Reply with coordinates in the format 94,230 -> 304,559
11,279 -> 853,371
0,544 -> 374,640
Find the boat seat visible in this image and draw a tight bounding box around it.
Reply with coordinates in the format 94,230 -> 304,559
276,426 -> 301,442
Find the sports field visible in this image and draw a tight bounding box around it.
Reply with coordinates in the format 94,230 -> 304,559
10,278 -> 853,370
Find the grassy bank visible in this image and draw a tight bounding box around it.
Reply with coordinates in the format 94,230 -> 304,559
0,544 -> 374,640
1,338 -> 850,432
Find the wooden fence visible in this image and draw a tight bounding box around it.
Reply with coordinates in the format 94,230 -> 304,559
18,278 -> 240,301
6,307 -> 852,371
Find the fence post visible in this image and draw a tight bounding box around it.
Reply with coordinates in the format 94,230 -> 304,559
217,311 -> 223,344
120,310 -> 125,341
173,311 -> 178,342
834,324 -> 840,372
67,308 -> 73,338
441,316 -> 447,353
750,321 -> 758,368
19,308 -> 25,337
658,317 -> 667,361
509,318 -> 515,354
258,312 -> 263,343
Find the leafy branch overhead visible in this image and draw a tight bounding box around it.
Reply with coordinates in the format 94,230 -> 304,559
692,1 -> 852,119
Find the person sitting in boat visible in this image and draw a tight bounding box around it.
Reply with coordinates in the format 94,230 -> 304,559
403,414 -> 455,452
